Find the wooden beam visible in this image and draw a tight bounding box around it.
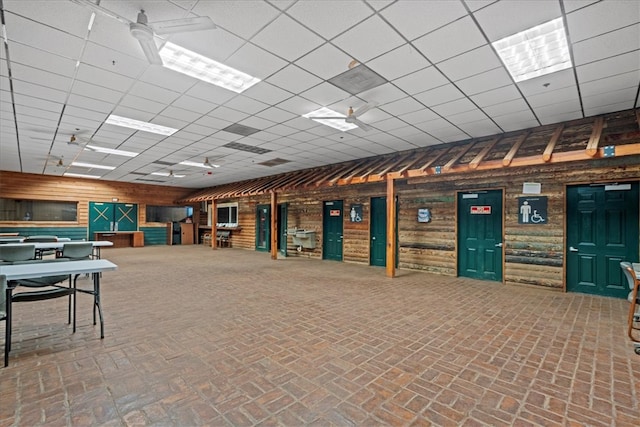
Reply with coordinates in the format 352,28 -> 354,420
503,131 -> 529,166
469,137 -> 500,169
386,178 -> 396,278
420,146 -> 451,172
210,199 -> 217,250
270,191 -> 278,260
443,142 -> 475,171
586,117 -> 605,157
358,157 -> 391,181
315,163 -> 353,187
542,125 -> 564,162
376,153 -> 412,178
398,151 -> 431,176
343,159 -> 379,184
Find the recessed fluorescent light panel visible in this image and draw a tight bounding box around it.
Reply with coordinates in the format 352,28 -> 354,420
84,144 -> 139,157
179,160 -> 215,169
70,161 -> 116,170
64,172 -> 101,179
492,17 -> 572,83
303,107 -> 357,131
105,114 -> 178,136
159,41 -> 261,93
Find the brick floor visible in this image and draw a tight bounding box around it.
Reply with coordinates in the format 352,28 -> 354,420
1,245 -> 639,426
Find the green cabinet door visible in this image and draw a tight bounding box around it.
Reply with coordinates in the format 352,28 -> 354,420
370,197 -> 387,267
256,204 -> 270,252
457,190 -> 503,282
567,183 -> 639,298
323,200 -> 343,261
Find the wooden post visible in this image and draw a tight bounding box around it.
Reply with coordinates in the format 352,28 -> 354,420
211,200 -> 217,250
386,178 -> 396,278
271,191 -> 278,260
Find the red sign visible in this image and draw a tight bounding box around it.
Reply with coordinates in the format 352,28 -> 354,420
470,206 -> 491,214
330,209 -> 341,216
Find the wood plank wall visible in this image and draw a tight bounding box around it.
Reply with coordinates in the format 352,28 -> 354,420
0,171 -> 193,229
224,157 -> 639,291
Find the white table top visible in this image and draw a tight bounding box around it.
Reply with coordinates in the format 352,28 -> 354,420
0,259 -> 117,280
1,241 -> 113,249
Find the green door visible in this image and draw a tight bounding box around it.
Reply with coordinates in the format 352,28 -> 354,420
457,190 -> 503,281
278,203 -> 288,257
323,200 -> 343,261
89,202 -> 115,239
566,182 -> 639,298
256,204 -> 270,252
370,197 -> 386,267
115,203 -> 137,231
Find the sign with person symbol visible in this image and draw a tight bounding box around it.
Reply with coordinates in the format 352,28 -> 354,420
518,196 -> 548,224
349,204 -> 363,222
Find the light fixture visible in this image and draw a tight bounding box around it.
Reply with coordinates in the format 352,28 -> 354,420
159,42 -> 261,93
303,107 -> 358,131
151,171 -> 185,178
70,161 -> 116,170
85,144 -> 139,157
493,17 -> 572,83
64,172 -> 101,179
179,157 -> 220,169
105,114 -> 178,136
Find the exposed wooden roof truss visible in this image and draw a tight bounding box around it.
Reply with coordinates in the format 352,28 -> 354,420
181,109 -> 640,203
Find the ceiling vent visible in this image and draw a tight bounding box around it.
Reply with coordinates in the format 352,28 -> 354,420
328,64 -> 387,95
222,123 -> 261,137
223,141 -> 272,154
258,158 -> 291,167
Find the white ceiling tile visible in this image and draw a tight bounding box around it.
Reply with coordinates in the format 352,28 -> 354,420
119,94 -> 166,115
562,0 -> 600,14
463,1 -> 499,13
13,93 -> 64,114
184,81 -> 235,106
437,45 -> 502,81
526,85 -> 580,108
455,68 -> 513,96
393,66 -> 449,95
72,81 -> 124,104
266,64 -> 323,95
5,14 -> 85,59
208,106 -> 250,124
572,24 -> 640,66
457,119 -> 502,138
8,44 -> 77,76
380,97 -> 425,116
431,98 -> 478,116
129,82 -> 180,105
295,43 -> 352,80
82,42 -> 149,79
582,87 -> 637,113
473,0 -> 562,41
414,84 -> 465,107
169,27 -> 243,63
243,81 -> 293,105
300,82 -> 350,106
252,14 -> 324,62
567,0 -> 640,42
481,98 -> 531,117
224,95 -> 270,116
225,42 -> 288,80
470,85 -> 522,107
400,108 -> 441,125
368,45 -> 431,81
579,71 -> 639,98
287,1 -> 373,39
576,51 -> 640,83
255,107 -> 298,124
76,64 -> 135,93
193,0 -> 281,39
277,96 -> 321,116
517,69 -> 576,96
13,81 -> 66,103
585,100 -> 637,118
538,110 -> 583,125
358,82 -> 406,105
381,0 -> 467,40
493,111 -> 539,132
413,16 -> 486,64
534,100 -> 583,122
11,64 -> 71,92
171,95 -> 218,115
332,15 -> 405,63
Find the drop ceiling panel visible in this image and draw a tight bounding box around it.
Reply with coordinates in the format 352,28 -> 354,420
192,0 -> 281,40
438,45 -> 502,82
266,65 -> 324,94
252,14 -> 324,62
566,0 -> 640,42
5,14 -> 85,59
332,15 -> 405,63
572,24 -> 640,66
455,68 -> 513,96
76,64 -> 135,92
473,0 -> 562,41
368,45 -> 431,81
10,64 -> 72,92
225,42 -> 287,81
413,16 -> 487,64
288,1 -> 373,39
381,0 -> 467,41
295,43 -> 352,80
576,51 -> 640,83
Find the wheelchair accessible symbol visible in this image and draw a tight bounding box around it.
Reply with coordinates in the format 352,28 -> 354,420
518,197 -> 547,224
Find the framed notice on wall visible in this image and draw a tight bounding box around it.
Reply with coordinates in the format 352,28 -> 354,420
518,196 -> 547,224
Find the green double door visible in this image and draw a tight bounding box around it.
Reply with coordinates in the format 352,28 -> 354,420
457,190 -> 503,282
88,202 -> 138,239
566,182 -> 639,298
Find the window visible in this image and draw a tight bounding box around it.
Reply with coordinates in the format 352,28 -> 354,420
0,198 -> 78,221
214,202 -> 238,227
146,205 -> 192,223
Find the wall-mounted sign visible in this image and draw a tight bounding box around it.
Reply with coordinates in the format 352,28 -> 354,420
519,196 -> 547,224
330,209 -> 341,217
470,206 -> 491,214
349,204 -> 363,222
418,208 -> 432,223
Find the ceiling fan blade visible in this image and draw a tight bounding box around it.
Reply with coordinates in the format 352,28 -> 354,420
151,16 -> 216,35
137,37 -> 163,65
312,116 -> 346,120
353,102 -> 378,117
353,119 -> 372,132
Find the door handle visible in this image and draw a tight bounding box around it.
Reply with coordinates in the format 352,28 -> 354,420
495,242 -> 503,247
372,236 -> 376,240
569,246 -> 579,252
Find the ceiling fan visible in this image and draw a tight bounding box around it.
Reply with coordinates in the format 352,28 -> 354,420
71,0 -> 216,65
312,102 -> 378,132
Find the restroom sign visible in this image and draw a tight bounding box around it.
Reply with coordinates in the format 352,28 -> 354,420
470,206 -> 491,214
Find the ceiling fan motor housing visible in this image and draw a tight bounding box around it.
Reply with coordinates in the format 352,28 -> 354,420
130,22 -> 154,41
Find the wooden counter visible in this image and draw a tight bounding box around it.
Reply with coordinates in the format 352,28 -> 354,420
94,231 -> 144,248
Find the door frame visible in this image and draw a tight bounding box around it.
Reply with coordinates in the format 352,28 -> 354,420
455,188 -> 505,282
